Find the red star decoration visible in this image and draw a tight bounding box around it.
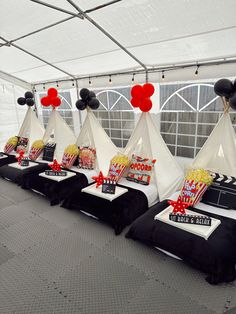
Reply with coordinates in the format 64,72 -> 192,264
16,150 -> 25,165
49,159 -> 62,172
168,197 -> 191,214
92,171 -> 109,188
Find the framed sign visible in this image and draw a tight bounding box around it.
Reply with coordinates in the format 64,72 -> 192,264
169,213 -> 212,226
45,170 -> 67,176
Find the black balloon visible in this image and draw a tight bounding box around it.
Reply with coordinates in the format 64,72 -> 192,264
89,91 -> 96,98
214,79 -> 234,98
229,93 -> 236,110
88,98 -> 100,110
80,88 -> 90,100
26,98 -> 35,106
76,99 -> 86,110
17,97 -> 26,106
24,91 -> 34,99
233,79 -> 236,92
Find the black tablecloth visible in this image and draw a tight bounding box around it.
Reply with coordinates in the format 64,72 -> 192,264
126,200 -> 236,284
24,170 -> 88,206
0,161 -> 49,187
0,153 -> 17,167
62,184 -> 149,235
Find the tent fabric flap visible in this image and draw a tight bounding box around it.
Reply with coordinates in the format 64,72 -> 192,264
76,109 -> 119,174
43,109 -> 76,161
124,112 -> 184,200
18,107 -> 44,150
191,113 -> 236,177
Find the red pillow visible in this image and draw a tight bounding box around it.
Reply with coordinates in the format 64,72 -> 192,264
126,154 -> 156,185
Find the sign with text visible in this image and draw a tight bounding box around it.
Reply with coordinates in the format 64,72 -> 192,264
45,170 -> 67,177
169,213 -> 212,226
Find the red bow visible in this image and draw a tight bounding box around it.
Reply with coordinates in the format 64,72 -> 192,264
92,171 -> 109,188
49,159 -> 62,172
16,150 -> 25,165
168,197 -> 191,215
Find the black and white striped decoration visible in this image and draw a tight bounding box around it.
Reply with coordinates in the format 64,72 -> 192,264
210,172 -> 236,185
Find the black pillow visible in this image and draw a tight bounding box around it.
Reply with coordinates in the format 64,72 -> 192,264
42,143 -> 56,162
202,172 -> 236,209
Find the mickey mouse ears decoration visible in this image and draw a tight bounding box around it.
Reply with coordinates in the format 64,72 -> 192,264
40,88 -> 61,108
17,91 -> 35,107
130,83 -> 155,112
75,88 -> 100,111
214,78 -> 236,111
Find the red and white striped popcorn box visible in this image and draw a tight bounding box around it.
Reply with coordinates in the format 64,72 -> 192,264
61,153 -> 77,169
29,147 -> 43,161
3,143 -> 15,154
108,162 -> 126,182
180,179 -> 208,206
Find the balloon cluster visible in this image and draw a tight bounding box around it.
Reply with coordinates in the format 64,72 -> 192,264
75,88 -> 100,110
130,83 -> 155,112
40,88 -> 61,108
214,78 -> 236,110
17,91 -> 35,107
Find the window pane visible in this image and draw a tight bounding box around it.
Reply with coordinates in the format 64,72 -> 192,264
177,135 -> 195,147
162,133 -> 176,145
177,147 -> 194,158
178,123 -> 196,135
161,122 -> 176,133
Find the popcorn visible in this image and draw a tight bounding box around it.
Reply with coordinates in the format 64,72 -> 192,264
62,144 -> 79,169
108,153 -> 130,182
180,169 -> 213,206
29,139 -> 44,160
3,136 -> 18,154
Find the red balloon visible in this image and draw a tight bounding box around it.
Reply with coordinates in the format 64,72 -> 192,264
131,85 -> 144,99
41,96 -> 50,107
48,88 -> 58,97
131,97 -> 141,108
139,98 -> 152,112
51,96 -> 61,107
143,83 -> 155,97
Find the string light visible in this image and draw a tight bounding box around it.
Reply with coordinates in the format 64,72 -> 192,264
56,81 -> 59,87
43,83 -> 45,90
132,73 -> 135,83
72,80 -> 75,87
162,71 -> 165,80
195,65 -> 199,76
89,77 -> 92,86
109,75 -> 112,84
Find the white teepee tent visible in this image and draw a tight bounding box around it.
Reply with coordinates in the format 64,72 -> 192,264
43,109 -> 76,161
18,107 -> 44,151
191,113 -> 236,177
76,109 -> 119,174
124,112 -> 184,200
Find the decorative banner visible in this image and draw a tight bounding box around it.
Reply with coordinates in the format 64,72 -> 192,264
169,213 -> 212,226
40,88 -> 61,108
17,91 -> 35,107
102,178 -> 116,194
75,88 -> 100,111
49,159 -> 62,172
130,83 -> 155,112
168,197 -> 191,215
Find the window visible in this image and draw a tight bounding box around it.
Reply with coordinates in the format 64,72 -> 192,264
93,87 -> 135,148
160,83 -> 236,158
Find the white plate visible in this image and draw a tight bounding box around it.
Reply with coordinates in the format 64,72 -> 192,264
8,162 -> 38,170
82,183 -> 128,202
154,205 -> 221,240
39,171 -> 76,182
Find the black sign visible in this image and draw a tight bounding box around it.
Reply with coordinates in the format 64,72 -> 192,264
21,158 -> 29,167
42,143 -> 56,162
169,213 -> 212,226
45,170 -> 67,177
102,179 -> 116,194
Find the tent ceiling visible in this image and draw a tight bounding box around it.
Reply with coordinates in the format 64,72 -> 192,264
0,0 -> 236,85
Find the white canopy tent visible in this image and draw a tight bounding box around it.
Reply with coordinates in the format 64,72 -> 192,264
0,0 -> 236,88
191,112 -> 236,177
124,112 -> 184,200
76,109 -> 119,174
43,108 -> 76,161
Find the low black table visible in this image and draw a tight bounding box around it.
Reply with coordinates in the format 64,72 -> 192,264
0,161 -> 49,187
24,169 -> 88,206
62,183 -> 149,235
0,153 -> 17,167
126,200 -> 236,284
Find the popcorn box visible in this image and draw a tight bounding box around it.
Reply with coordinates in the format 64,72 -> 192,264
61,153 -> 77,169
180,179 -> 208,206
108,162 -> 126,182
4,143 -> 15,154
29,147 -> 43,161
